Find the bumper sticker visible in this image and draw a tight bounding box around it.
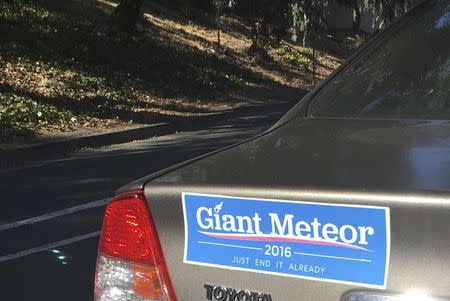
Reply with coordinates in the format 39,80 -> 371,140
182,193 -> 390,288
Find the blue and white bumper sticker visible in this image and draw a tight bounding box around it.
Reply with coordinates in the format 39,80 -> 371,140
182,193 -> 390,288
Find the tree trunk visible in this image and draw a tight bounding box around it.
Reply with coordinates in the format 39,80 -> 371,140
113,0 -> 144,31
302,30 -> 308,47
312,46 -> 316,84
352,0 -> 361,34
302,12 -> 309,47
216,6 -> 221,48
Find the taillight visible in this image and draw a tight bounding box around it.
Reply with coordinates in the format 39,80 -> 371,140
94,190 -> 177,301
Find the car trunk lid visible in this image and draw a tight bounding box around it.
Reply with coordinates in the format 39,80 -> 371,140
141,118 -> 450,301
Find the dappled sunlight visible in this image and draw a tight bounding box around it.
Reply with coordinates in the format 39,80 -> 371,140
143,12 -> 252,53
0,0 -> 363,141
132,91 -> 232,114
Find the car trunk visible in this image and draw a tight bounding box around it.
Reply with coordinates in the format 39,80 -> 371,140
138,118 -> 450,301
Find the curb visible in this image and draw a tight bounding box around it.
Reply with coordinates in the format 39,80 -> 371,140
0,101 -> 295,168
0,122 -> 175,168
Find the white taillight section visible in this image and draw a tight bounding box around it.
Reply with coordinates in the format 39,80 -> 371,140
94,191 -> 176,301
95,256 -> 171,301
95,256 -> 134,301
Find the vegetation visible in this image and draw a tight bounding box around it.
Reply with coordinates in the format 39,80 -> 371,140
335,0 -> 411,33
274,43 -> 312,71
0,93 -> 79,137
364,0 -> 412,29
290,0 -> 329,46
0,0 -> 411,140
212,0 -> 237,47
0,0 -> 263,139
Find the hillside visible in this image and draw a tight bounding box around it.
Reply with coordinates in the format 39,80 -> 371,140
0,0 -> 365,141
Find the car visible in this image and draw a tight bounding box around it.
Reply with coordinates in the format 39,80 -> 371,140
93,1 -> 450,301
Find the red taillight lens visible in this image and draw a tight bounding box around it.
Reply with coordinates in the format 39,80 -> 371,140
95,190 -> 176,301
99,193 -> 161,264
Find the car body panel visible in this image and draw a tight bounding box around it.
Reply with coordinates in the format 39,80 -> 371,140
131,118 -> 450,301
113,1 -> 450,299
147,118 -> 450,192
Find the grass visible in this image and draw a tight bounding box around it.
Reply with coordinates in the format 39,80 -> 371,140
0,0 -> 365,140
273,43 -> 312,71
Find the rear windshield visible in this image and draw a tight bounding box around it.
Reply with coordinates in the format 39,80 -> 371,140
309,1 -> 450,120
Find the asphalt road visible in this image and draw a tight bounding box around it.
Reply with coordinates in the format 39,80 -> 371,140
0,103 -> 293,300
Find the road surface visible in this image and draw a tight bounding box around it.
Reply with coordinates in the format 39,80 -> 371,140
0,103 -> 293,300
